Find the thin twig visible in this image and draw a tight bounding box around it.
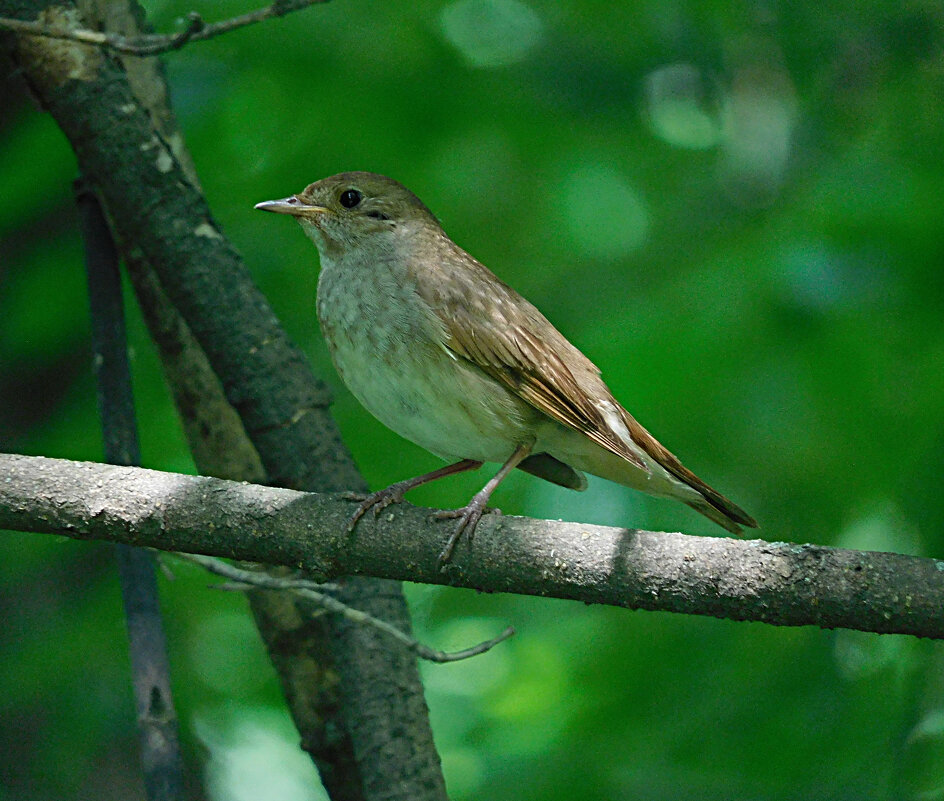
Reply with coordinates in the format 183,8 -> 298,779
0,0 -> 329,57
175,553 -> 516,663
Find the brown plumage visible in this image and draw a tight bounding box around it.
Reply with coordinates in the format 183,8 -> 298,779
256,172 -> 756,565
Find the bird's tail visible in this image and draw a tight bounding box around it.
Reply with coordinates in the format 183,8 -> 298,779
683,490 -> 757,535
612,406 -> 758,535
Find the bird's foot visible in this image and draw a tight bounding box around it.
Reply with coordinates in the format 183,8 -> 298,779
345,460 -> 485,534
434,495 -> 500,570
346,482 -> 412,532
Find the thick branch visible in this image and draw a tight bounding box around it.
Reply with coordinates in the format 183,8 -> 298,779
4,453 -> 944,639
67,1 -> 355,791
2,3 -> 446,797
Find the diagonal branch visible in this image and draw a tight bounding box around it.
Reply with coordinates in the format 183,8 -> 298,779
0,0 -> 329,57
4,452 -> 944,640
2,2 -> 446,797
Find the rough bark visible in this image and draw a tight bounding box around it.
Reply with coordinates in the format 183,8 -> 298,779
4,453 -> 944,640
1,3 -> 447,798
66,2 -> 366,793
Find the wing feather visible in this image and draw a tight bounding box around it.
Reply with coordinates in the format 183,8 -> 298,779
408,236 -> 757,532
414,244 -> 648,472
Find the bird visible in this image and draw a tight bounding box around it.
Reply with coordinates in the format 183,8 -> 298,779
255,172 -> 757,567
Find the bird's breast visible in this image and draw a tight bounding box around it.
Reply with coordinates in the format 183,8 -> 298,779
317,252 -> 433,363
315,254 -> 536,462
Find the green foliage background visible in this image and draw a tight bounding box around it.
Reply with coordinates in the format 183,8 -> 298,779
2,1 -> 944,798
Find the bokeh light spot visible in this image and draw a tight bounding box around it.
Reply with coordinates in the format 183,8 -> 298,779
556,163 -> 651,260
644,63 -> 722,150
440,0 -> 544,68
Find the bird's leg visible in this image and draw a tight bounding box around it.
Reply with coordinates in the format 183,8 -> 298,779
436,442 -> 534,569
347,459 -> 482,532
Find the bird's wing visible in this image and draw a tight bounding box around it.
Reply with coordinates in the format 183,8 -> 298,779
417,250 -> 649,472
414,245 -> 757,532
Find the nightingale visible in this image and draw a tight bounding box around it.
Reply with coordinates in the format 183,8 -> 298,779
256,172 -> 757,566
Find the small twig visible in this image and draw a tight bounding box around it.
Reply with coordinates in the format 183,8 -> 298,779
0,0 -> 329,57
175,552 -> 515,663
212,578 -> 343,593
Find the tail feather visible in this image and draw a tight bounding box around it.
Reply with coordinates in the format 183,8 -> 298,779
684,492 -> 756,535
617,407 -> 758,535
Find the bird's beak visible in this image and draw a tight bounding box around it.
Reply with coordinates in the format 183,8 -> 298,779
254,196 -> 330,217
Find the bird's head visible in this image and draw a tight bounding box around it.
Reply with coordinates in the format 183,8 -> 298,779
255,171 -> 439,255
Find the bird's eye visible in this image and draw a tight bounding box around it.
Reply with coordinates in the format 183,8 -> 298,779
339,189 -> 362,209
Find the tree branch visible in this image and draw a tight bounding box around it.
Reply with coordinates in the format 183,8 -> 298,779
2,2 -> 447,796
0,1 -> 329,57
4,452 -> 944,639
176,553 -> 515,663
66,0 -> 360,792
78,178 -> 184,801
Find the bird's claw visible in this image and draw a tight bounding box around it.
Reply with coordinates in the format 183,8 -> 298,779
435,501 -> 500,570
346,487 -> 407,532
